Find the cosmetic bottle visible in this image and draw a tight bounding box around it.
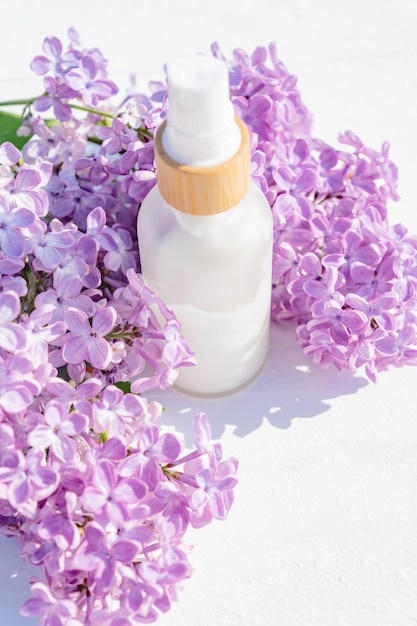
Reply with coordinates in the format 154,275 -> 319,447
137,54 -> 273,396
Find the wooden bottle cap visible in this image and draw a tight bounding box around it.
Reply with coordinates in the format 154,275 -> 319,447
154,116 -> 250,215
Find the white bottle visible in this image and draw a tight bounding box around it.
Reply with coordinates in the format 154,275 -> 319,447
138,54 -> 273,396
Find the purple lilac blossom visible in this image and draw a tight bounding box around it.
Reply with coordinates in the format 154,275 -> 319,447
0,30 -> 235,620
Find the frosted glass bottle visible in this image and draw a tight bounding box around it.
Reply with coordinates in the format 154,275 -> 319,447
138,54 -> 273,396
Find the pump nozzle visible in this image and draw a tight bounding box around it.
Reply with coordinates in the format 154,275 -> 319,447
162,54 -> 241,166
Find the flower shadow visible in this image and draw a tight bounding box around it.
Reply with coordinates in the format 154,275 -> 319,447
151,322 -> 368,445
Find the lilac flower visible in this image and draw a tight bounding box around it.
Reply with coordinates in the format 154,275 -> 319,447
302,266 -> 345,315
374,323 -> 417,361
46,376 -> 103,410
81,458 -> 147,524
91,385 -> 146,438
102,226 -> 137,273
307,301 -> 368,346
21,580 -> 82,625
29,219 -> 75,272
0,448 -> 58,518
73,522 -> 139,595
273,166 -> 318,218
119,425 -> 181,491
162,320 -> 196,369
28,401 -> 88,462
30,35 -> 78,76
96,117 -> 137,154
33,76 -> 75,122
62,307 -> 117,369
65,56 -> 118,108
35,277 -> 96,323
189,465 -> 238,526
20,303 -> 66,367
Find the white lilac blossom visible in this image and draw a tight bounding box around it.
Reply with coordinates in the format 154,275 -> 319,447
0,31 -> 238,626
0,27 -> 416,625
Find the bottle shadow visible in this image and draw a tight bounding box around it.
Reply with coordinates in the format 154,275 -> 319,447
150,322 -> 369,446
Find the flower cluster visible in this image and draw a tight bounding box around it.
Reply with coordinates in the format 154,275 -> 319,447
211,43 -> 417,380
0,30 -> 238,626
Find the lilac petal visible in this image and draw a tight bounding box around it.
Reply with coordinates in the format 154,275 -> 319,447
111,540 -> 138,563
62,335 -> 89,363
152,433 -> 181,462
294,168 -> 318,193
375,334 -> 397,355
350,262 -> 375,284
303,280 -> 327,299
92,307 -> 117,335
218,476 -> 239,491
0,386 -> 33,412
53,99 -> 73,122
83,488 -> 107,511
97,559 -> 116,594
53,434 -> 76,462
1,326 -> 27,366
43,36 -> 62,62
11,207 -> 35,228
86,206 -> 107,234
115,478 -> 147,503
0,230 -> 26,257
84,523 -> 107,552
64,71 -> 84,91
28,425 -> 53,449
300,253 -> 322,276
30,56 -> 52,76
86,336 -> 112,368
80,56 -> 97,81
344,293 -> 368,312
63,308 -> 91,335
94,460 -> 116,493
102,437 -> 126,461
32,466 -> 58,492
61,412 -> 88,436
78,378 -> 103,398
0,290 -> 21,323
58,276 -> 83,298
399,324 -> 416,345
9,474 -> 30,507
20,597 -> 50,617
250,94 -> 272,117
195,412 -> 212,446
330,321 -> 350,345
342,309 -> 368,332
35,245 -> 62,268
0,141 -> 21,166
92,80 -> 117,98
15,168 -> 41,191
33,95 -> 53,113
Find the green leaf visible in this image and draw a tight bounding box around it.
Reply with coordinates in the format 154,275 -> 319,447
114,380 -> 132,394
0,111 -> 32,149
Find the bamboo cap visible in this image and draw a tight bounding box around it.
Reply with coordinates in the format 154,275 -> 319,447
154,116 -> 251,216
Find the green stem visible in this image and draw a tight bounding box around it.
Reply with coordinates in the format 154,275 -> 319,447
0,97 -> 153,140
0,97 -> 115,119
0,98 -> 37,107
69,103 -> 115,118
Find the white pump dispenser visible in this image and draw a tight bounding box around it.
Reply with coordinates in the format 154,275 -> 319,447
137,54 -> 273,396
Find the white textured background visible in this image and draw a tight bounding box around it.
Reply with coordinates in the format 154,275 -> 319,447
0,1 -> 417,625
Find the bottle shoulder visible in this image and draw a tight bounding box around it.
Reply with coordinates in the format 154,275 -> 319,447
139,182 -> 272,230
